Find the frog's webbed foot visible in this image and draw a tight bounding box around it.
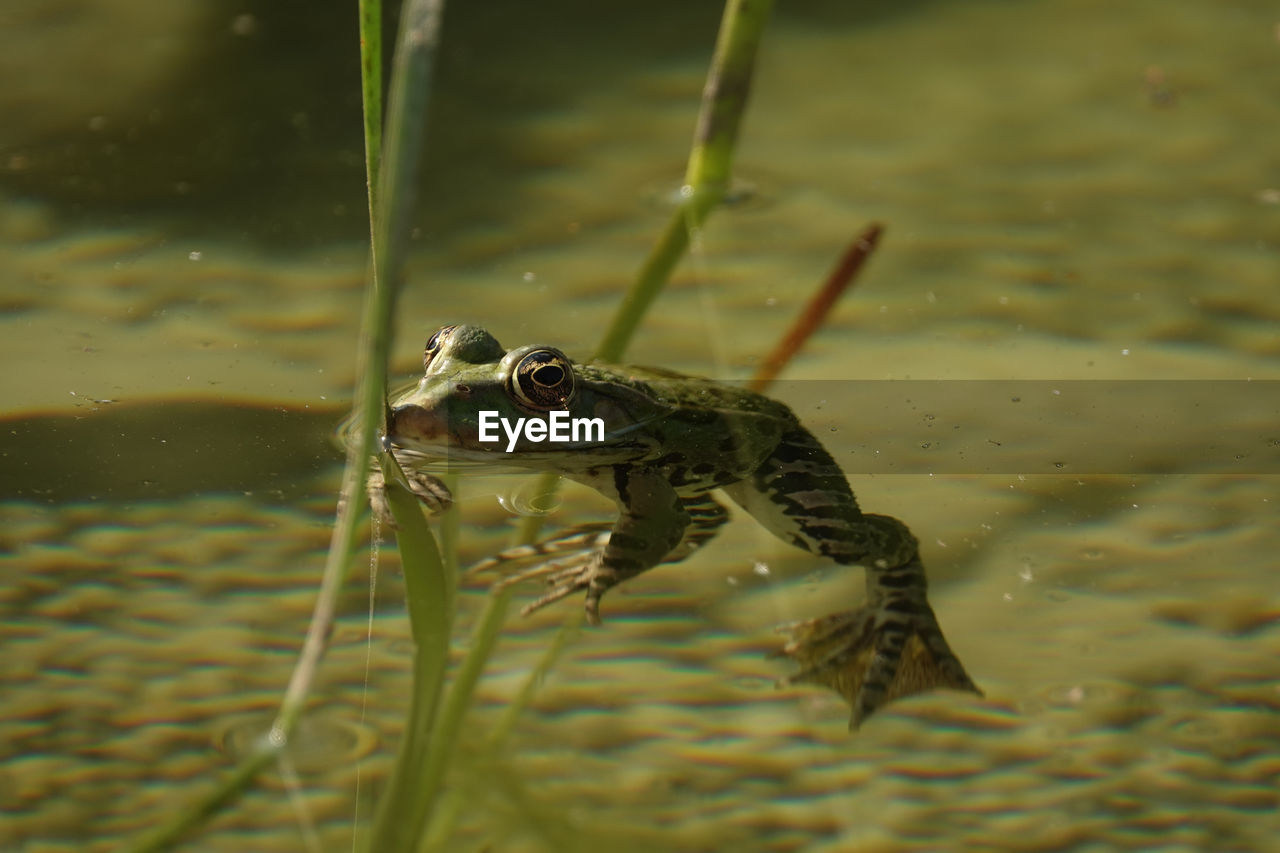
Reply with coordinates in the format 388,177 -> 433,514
776,600 -> 981,729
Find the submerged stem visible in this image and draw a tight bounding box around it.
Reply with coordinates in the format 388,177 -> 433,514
749,223 -> 884,393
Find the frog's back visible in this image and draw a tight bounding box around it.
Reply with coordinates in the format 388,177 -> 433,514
568,363 -> 799,490
585,363 -> 797,422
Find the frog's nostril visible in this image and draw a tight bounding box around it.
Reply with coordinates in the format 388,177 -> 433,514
455,383 -> 471,395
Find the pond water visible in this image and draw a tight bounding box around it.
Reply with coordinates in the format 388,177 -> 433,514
2,0 -> 1277,850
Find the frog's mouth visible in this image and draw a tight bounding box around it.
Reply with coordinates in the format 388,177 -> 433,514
387,404 -> 482,451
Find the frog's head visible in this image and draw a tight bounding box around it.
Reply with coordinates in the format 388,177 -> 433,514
388,324 -> 605,461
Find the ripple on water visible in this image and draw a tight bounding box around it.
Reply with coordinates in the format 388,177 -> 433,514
214,711 -> 380,778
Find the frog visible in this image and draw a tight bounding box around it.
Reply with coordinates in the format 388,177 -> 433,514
378,323 -> 981,728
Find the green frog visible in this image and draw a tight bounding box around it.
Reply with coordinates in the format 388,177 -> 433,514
380,324 -> 980,728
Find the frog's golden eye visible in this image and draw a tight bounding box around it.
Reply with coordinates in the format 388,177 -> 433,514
423,324 -> 458,370
509,349 -> 575,411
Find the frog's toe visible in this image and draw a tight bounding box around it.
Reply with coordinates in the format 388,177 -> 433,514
582,589 -> 604,626
364,470 -> 395,530
402,469 -> 453,514
511,558 -> 616,625
365,462 -> 453,530
465,524 -> 611,579
491,553 -> 592,589
517,569 -> 592,618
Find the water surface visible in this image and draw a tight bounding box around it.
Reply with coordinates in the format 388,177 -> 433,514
2,0 -> 1277,849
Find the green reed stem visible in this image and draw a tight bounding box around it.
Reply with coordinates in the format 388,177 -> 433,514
359,0 -> 383,220
359,1 -> 449,851
517,0 -> 774,545
414,586 -> 514,807
594,0 -> 774,363
391,1 -> 785,848
118,2 -> 445,851
421,605 -> 584,850
366,461 -> 451,853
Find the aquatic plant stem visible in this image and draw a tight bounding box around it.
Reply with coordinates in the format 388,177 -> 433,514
355,1 -> 451,851
748,222 -> 884,392
282,0 -> 446,768
413,586 -> 515,811
595,0 -> 774,363
421,606 -> 584,850
517,0 -> 774,546
119,2 -> 446,851
359,0 -> 383,219
366,466 -> 452,853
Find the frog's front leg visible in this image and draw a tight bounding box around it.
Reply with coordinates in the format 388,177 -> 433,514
366,447 -> 453,527
523,468 -> 688,624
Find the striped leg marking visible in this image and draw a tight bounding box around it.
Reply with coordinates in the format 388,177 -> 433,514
729,426 -> 981,727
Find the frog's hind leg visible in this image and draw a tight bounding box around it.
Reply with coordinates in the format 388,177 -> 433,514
662,493 -> 729,562
724,426 -> 980,728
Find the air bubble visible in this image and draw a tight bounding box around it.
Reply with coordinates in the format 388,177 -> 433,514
496,480 -> 563,516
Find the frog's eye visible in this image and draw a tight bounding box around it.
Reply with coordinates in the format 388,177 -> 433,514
509,349 -> 575,411
423,324 -> 458,370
